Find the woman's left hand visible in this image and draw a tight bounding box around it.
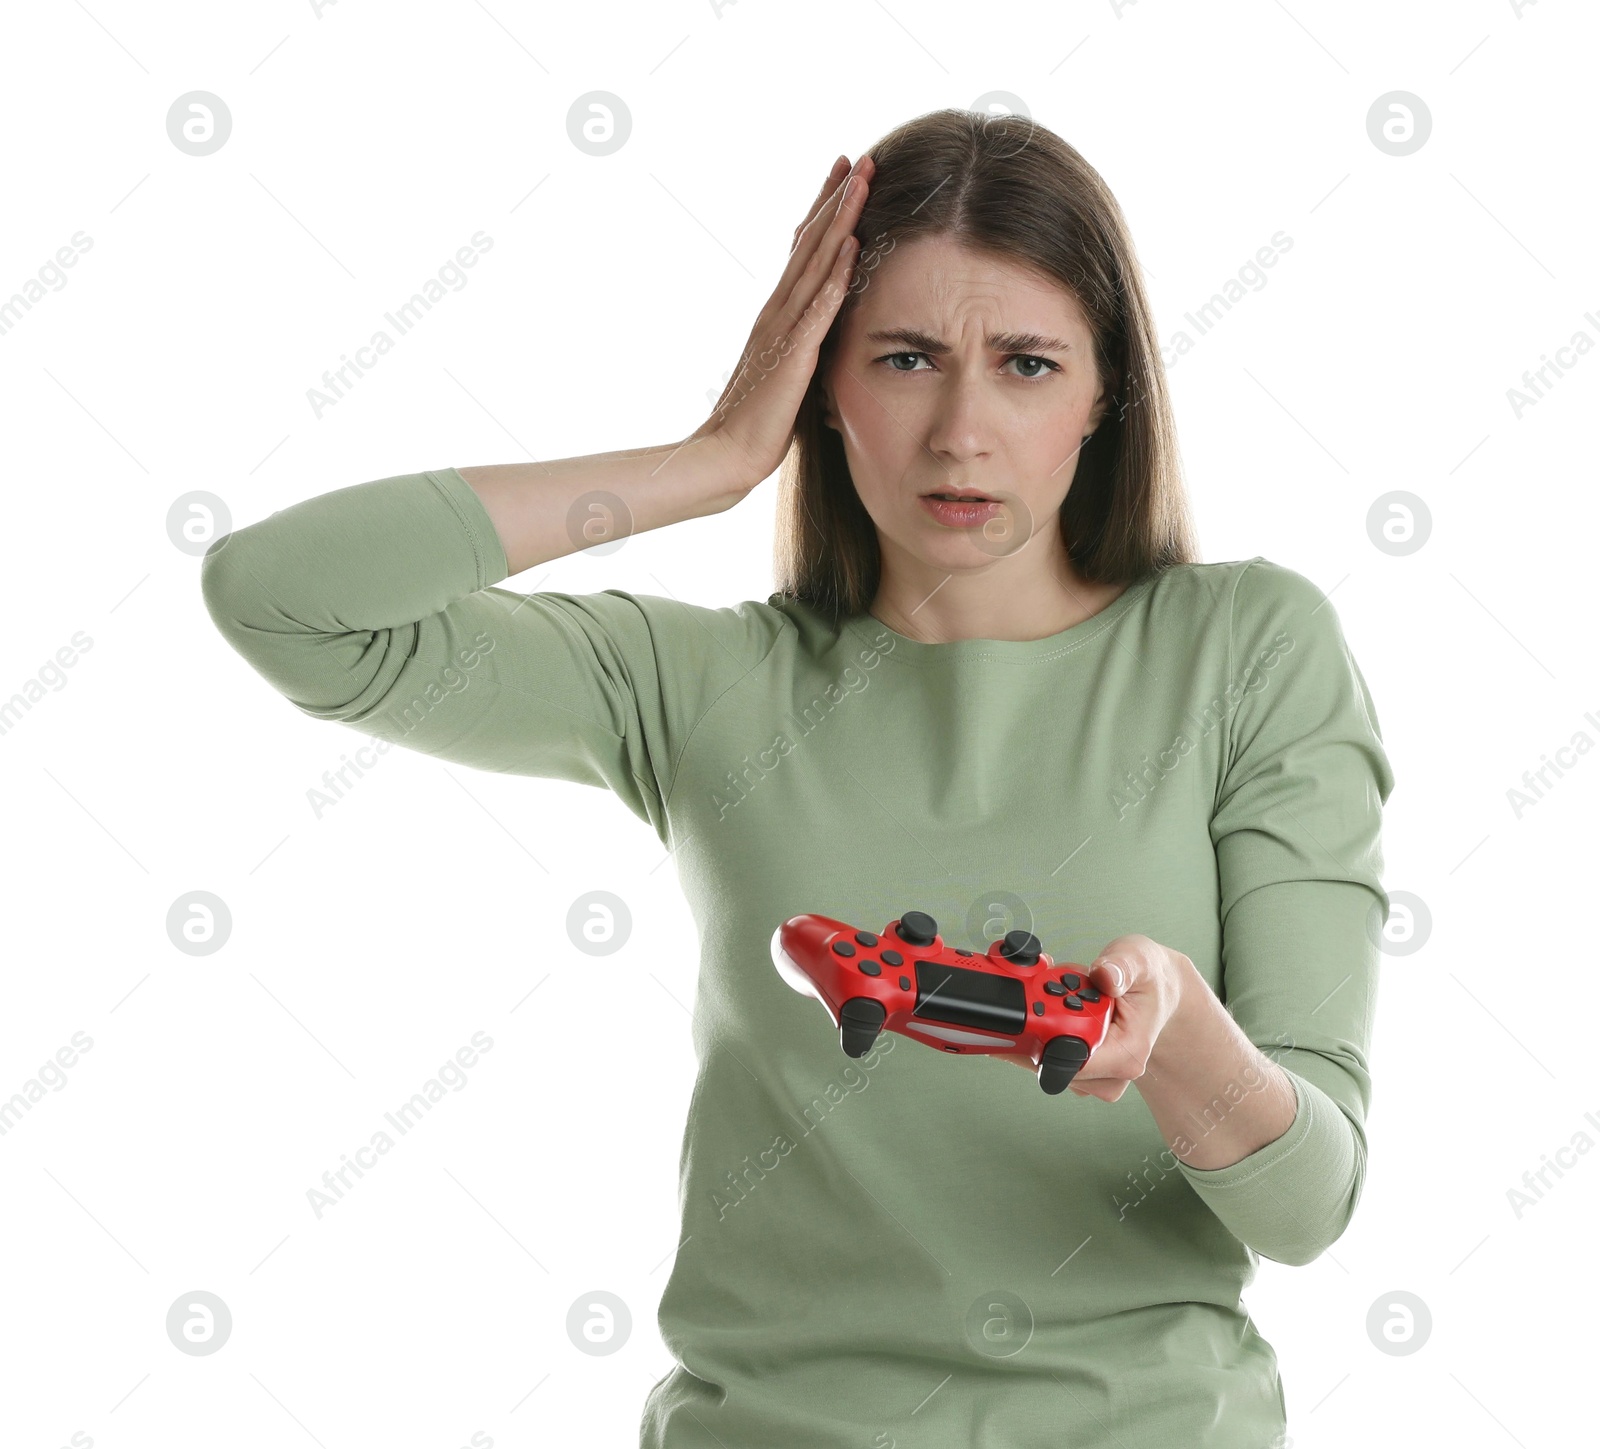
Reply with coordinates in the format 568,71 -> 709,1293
992,934 -> 1193,1100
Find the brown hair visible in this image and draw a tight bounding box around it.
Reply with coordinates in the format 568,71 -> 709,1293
773,107 -> 1199,625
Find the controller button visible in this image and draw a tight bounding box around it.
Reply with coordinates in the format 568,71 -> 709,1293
999,930 -> 1042,967
1060,973 -> 1082,990
954,948 -> 973,957
855,931 -> 879,947
1078,986 -> 1102,1003
858,959 -> 881,977
1062,996 -> 1085,1011
898,975 -> 910,990
880,949 -> 904,967
1033,1001 -> 1045,1016
896,911 -> 938,946
831,940 -> 856,958
1044,981 -> 1068,996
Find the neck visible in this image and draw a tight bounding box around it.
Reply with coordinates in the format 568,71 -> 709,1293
868,531 -> 1124,645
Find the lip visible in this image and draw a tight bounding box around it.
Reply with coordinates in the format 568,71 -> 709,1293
921,488 -> 1000,503
918,495 -> 1004,528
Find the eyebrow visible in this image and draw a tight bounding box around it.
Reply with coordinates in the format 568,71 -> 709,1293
864,326 -> 1075,355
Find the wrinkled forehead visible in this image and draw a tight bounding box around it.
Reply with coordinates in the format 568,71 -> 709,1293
840,233 -> 1090,342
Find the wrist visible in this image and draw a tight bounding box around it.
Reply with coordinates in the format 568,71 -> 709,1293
692,431 -> 764,511
1145,950 -> 1205,1076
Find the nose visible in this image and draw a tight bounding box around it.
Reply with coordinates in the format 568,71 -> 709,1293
923,364 -> 996,464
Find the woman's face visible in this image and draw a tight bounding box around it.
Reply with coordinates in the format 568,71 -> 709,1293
820,232 -> 1107,573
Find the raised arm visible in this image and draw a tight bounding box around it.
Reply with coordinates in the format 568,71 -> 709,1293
199,155 -> 875,843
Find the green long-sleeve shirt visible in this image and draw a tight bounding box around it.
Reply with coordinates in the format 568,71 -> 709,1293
200,466 -> 1394,1448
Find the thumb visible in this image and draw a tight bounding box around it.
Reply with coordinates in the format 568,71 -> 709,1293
1089,957 -> 1130,997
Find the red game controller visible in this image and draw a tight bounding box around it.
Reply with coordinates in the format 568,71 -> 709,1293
771,909 -> 1114,1094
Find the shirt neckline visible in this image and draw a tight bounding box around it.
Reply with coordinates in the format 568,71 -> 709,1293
838,571 -> 1160,666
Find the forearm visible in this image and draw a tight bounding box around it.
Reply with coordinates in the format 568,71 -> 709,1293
458,434 -> 741,576
1136,956 -> 1299,1170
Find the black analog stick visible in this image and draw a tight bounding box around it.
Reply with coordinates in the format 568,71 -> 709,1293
895,911 -> 938,947
998,930 -> 1042,967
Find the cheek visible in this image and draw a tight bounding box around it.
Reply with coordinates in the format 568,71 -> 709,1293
837,381 -> 918,470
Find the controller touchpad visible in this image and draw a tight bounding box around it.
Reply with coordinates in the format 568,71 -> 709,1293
912,961 -> 1027,1034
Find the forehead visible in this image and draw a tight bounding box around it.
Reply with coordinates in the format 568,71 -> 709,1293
846,232 -> 1087,333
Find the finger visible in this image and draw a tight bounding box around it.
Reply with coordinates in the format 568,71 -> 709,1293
785,165 -> 853,278
780,203 -> 866,346
736,232 -> 856,393
794,153 -> 873,245
775,163 -> 869,321
792,156 -> 850,249
787,233 -> 858,350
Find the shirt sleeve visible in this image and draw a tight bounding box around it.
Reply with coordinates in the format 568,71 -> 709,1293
198,465 -> 780,849
1178,557 -> 1396,1267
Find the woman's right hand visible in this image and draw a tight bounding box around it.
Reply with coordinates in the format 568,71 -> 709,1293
689,152 -> 875,503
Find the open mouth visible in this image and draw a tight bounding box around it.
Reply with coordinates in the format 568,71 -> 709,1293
923,491 -> 999,503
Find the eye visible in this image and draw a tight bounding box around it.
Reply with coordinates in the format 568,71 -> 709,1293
1004,355 -> 1060,381
872,351 -> 1061,381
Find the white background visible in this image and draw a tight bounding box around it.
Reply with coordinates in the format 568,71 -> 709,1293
1,1 -> 1595,1446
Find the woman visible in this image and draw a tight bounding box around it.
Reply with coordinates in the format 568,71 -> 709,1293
202,108 -> 1393,1448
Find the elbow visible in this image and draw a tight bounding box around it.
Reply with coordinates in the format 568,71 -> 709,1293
198,530 -> 251,637
1263,1231 -> 1341,1268
1264,1136 -> 1367,1268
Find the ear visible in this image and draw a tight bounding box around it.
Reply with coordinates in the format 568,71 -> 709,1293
1084,384 -> 1110,439
819,379 -> 840,433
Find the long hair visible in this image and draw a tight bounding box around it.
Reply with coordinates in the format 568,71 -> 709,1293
773,107 -> 1199,625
